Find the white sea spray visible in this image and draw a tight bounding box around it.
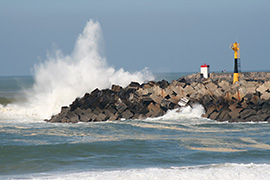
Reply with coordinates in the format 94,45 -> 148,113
0,20 -> 153,120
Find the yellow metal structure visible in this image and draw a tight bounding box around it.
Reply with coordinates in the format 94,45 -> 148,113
230,42 -> 240,59
233,73 -> 239,84
230,42 -> 240,83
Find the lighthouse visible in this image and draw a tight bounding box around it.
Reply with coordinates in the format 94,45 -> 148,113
230,42 -> 240,83
200,64 -> 210,79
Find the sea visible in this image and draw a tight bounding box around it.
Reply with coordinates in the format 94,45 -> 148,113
1,20 -> 270,179
1,74 -> 270,180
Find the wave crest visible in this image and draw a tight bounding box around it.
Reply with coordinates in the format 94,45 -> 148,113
0,20 -> 153,120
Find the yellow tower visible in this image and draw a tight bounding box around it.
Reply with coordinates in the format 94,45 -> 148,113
230,42 -> 240,83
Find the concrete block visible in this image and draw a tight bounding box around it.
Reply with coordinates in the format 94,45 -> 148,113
150,93 -> 163,104
183,85 -> 194,95
205,82 -> 217,90
218,110 -> 231,121
209,112 -> 219,120
136,88 -> 149,96
95,113 -> 106,121
257,84 -> 268,93
111,84 -> 123,92
108,113 -> 119,121
146,102 -> 164,117
218,80 -> 231,90
240,109 -> 257,119
261,92 -> 270,100
229,110 -> 240,119
233,90 -> 245,101
122,109 -> 134,119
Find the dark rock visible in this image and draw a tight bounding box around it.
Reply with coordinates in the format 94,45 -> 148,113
146,102 -> 164,117
239,109 -> 257,119
128,82 -> 141,89
160,99 -> 171,109
158,80 -> 169,89
122,109 -> 134,119
111,84 -> 123,92
205,106 -> 216,117
177,77 -> 187,84
141,95 -> 154,106
108,113 -> 119,121
94,113 -> 107,121
150,94 -> 163,104
229,109 -> 240,119
244,115 -> 260,122
115,101 -> 128,113
209,111 -> 219,120
257,113 -> 270,121
217,110 -> 231,121
65,111 -> 79,123
74,108 -> 91,122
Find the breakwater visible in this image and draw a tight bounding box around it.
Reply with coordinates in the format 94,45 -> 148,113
46,72 -> 270,123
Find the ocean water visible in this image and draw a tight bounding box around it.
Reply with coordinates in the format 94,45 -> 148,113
1,20 -> 270,179
1,76 -> 270,180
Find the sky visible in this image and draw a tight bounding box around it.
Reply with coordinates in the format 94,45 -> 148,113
0,0 -> 269,76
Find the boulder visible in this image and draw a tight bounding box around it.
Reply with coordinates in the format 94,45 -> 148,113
95,113 -> 107,121
111,84 -> 123,92
205,82 -> 218,91
136,88 -> 149,96
261,92 -> 270,100
74,108 -> 91,122
233,90 -> 245,102
122,109 -> 134,119
65,111 -> 79,123
239,109 -> 257,119
183,85 -> 194,96
218,80 -> 231,90
150,93 -> 163,104
257,84 -> 268,93
209,111 -> 219,120
217,110 -> 231,121
108,113 -> 119,121
146,102 -> 164,117
115,100 -> 128,113
158,80 -> 169,89
229,110 -> 240,119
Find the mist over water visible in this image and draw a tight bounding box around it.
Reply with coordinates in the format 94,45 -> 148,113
0,20 -> 153,120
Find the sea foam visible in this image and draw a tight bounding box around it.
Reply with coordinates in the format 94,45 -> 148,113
7,163 -> 270,180
0,20 -> 153,120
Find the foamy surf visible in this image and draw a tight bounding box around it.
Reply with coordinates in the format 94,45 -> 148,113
5,163 -> 270,180
0,20 -> 153,121
141,103 -> 212,125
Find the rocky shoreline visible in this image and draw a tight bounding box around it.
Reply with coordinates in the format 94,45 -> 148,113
46,72 -> 270,123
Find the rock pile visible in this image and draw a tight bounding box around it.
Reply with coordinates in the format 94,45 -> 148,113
185,71 -> 270,83
47,80 -> 187,123
46,72 -> 270,123
198,80 -> 270,122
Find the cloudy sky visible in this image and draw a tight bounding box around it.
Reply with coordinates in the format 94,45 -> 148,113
0,0 -> 269,76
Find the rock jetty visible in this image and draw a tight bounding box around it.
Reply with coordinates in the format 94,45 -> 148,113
46,72 -> 270,123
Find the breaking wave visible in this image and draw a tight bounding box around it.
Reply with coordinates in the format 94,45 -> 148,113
0,20 -> 153,120
7,163 -> 270,180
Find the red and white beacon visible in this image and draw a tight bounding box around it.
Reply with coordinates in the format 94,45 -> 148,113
200,64 -> 210,79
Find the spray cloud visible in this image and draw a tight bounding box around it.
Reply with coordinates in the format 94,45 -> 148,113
0,20 -> 153,120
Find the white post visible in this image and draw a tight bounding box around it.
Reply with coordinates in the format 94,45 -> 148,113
201,64 -> 209,78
